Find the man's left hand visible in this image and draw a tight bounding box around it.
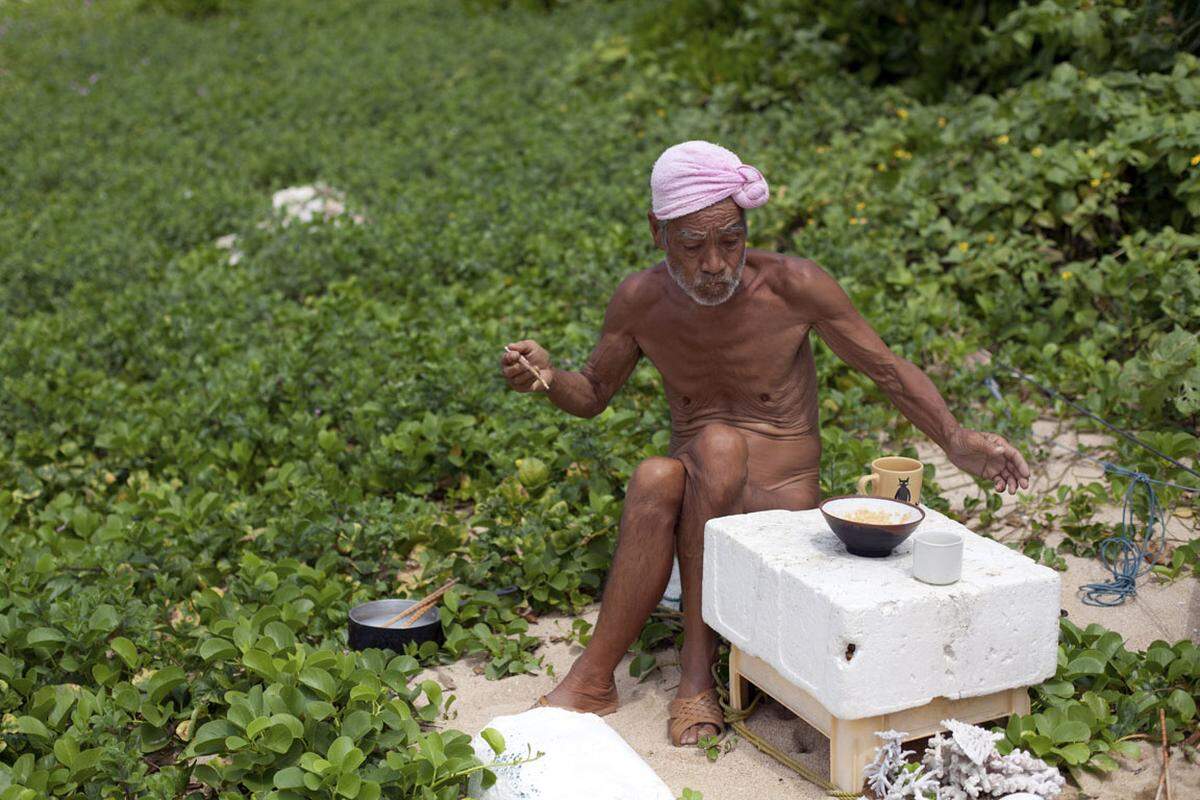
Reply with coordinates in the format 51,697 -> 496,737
946,428 -> 1031,495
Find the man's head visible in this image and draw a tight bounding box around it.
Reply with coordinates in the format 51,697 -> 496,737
646,140 -> 768,306
649,198 -> 747,306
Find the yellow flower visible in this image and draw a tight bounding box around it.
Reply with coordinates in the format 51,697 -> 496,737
896,108 -> 909,120
856,201 -> 866,211
893,148 -> 913,160
1191,153 -> 1200,166
1086,148 -> 1097,158
937,116 -> 947,128
1031,146 -> 1043,158
876,162 -> 888,172
986,234 -> 996,244
1062,271 -> 1073,280
1102,170 -> 1111,178
815,145 -> 830,154
1090,178 -> 1101,187
996,134 -> 1009,145
958,241 -> 969,252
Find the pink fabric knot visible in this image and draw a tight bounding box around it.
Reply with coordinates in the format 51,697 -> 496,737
650,140 -> 770,220
732,164 -> 768,208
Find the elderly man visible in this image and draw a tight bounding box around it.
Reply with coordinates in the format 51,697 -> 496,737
498,140 -> 1030,747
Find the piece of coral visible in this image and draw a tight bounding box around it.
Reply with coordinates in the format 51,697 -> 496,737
863,719 -> 1065,800
921,718 -> 1065,800
863,730 -> 939,800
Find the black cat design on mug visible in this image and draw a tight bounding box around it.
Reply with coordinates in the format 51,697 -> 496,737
857,456 -> 924,505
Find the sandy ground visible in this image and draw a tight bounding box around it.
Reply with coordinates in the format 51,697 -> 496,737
415,417 -> 1199,799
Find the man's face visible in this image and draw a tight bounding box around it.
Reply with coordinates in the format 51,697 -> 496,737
657,198 -> 747,306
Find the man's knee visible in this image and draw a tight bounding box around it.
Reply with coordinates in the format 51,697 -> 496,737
629,456 -> 686,510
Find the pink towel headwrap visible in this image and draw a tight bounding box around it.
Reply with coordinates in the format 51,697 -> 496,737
650,140 -> 769,220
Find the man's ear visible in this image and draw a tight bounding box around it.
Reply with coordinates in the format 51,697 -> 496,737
648,210 -> 665,251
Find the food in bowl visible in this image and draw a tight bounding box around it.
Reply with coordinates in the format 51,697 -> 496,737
839,508 -> 905,525
819,495 -> 925,557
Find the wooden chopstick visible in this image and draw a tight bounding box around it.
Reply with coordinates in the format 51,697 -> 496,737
397,586 -> 452,629
394,578 -> 457,623
382,579 -> 455,629
504,346 -> 550,391
381,578 -> 458,629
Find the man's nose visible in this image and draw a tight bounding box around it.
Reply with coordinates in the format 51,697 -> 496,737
700,253 -> 724,275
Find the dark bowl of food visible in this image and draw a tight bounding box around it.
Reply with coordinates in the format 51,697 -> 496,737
348,599 -> 444,653
819,495 -> 925,558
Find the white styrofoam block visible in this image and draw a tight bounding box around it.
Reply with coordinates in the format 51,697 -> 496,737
660,554 -> 682,611
702,506 -> 1060,720
465,706 -> 675,800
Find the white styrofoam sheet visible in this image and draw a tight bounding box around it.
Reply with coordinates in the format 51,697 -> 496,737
466,706 -> 675,800
702,505 -> 1060,719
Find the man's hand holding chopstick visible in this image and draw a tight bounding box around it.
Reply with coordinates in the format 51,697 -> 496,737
501,340 -> 554,393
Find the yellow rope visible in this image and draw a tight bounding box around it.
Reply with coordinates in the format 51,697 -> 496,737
709,662 -> 866,800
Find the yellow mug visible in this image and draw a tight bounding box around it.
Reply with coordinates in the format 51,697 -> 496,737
856,456 -> 924,505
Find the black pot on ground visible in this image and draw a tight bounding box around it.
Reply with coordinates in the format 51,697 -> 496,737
348,599 -> 444,653
347,585 -> 519,653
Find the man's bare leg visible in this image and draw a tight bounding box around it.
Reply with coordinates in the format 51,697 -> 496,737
671,422 -> 749,744
539,455 -> 686,711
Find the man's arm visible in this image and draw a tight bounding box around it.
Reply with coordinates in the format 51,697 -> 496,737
504,274 -> 642,419
790,258 -> 1030,494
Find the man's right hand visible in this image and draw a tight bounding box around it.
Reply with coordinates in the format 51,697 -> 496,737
500,340 -> 554,393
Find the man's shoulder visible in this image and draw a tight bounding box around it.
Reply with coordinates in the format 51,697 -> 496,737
774,254 -> 830,289
763,253 -> 850,318
601,265 -> 661,329
611,264 -> 665,309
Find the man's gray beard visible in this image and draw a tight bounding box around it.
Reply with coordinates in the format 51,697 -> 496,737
666,248 -> 747,306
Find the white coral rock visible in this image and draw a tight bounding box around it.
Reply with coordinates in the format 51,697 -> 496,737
943,718 -> 1003,766
270,183 -> 362,227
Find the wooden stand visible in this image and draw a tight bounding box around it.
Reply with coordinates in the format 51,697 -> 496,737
728,645 -> 1031,793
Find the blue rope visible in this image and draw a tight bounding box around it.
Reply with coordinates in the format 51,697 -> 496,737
980,375 -> 1179,607
1078,464 -> 1165,606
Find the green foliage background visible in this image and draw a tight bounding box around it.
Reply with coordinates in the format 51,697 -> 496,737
0,0 -> 1197,797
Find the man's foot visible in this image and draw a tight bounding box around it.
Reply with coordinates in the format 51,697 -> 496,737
672,650 -> 721,745
533,669 -> 619,715
668,683 -> 724,746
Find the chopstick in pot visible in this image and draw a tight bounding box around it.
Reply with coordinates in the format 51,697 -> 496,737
381,578 -> 459,629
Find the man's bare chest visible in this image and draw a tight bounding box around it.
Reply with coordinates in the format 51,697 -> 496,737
633,302 -> 815,406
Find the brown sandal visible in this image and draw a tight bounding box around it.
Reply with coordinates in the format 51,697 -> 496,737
530,693 -> 619,716
667,686 -> 725,746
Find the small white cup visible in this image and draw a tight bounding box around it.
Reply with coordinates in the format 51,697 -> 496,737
912,529 -> 964,585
